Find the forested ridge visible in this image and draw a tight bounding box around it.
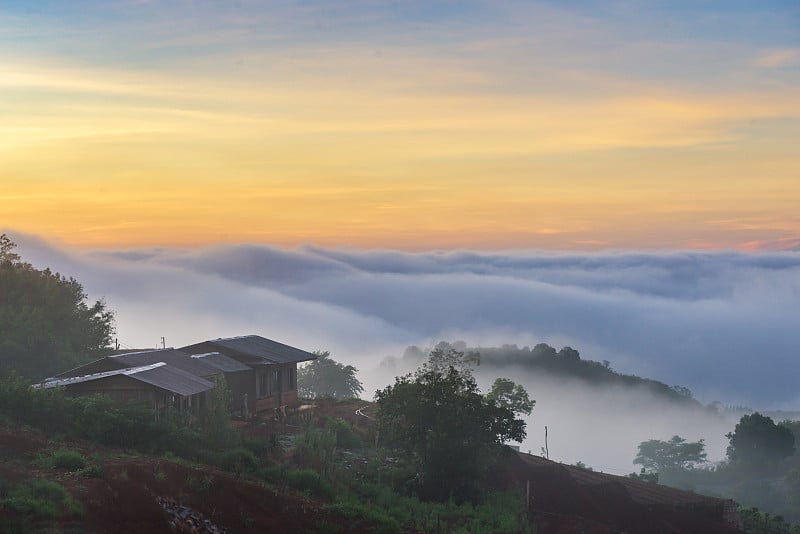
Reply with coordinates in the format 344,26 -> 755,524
399,341 -> 699,406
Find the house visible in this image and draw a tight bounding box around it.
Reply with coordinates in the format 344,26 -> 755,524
179,335 -> 317,415
38,335 -> 318,418
36,363 -> 215,415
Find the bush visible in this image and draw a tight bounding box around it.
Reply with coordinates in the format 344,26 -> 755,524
259,464 -> 286,484
294,427 -> 336,477
220,447 -> 258,476
0,377 -> 229,461
286,469 -> 334,499
49,449 -> 87,471
327,418 -> 363,449
324,502 -> 401,534
3,479 -> 69,518
77,464 -> 104,479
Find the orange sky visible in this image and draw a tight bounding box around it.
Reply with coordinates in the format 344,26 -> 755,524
2,1 -> 799,250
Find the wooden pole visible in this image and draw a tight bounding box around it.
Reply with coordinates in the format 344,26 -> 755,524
545,426 -> 549,460
526,479 -> 530,509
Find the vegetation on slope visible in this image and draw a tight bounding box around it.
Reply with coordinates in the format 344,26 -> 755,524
0,234 -> 115,380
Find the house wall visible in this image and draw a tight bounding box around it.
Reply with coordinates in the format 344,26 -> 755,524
223,370 -> 256,417
63,375 -> 165,409
178,341 -> 305,415
61,375 -> 197,415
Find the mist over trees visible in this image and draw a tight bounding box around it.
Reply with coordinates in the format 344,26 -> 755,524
0,234 -> 114,379
388,341 -> 699,406
634,435 -> 707,473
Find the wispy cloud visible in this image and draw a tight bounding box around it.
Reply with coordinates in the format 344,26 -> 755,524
757,48 -> 800,68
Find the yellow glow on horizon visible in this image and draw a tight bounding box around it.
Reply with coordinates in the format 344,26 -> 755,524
2,55 -> 799,251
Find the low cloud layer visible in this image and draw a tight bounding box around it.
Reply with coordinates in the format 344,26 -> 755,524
13,233 -> 800,412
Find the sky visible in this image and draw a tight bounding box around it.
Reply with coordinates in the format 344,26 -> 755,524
2,0 -> 799,250
2,2 -> 800,464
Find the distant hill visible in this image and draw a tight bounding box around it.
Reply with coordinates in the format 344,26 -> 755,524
397,342 -> 702,407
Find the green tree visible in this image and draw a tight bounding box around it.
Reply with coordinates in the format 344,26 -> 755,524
726,412 -> 795,469
375,347 -> 526,502
0,234 -> 115,379
486,377 -> 535,416
297,351 -> 364,399
634,435 -> 707,472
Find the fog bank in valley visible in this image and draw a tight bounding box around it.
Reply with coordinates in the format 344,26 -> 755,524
12,233 -> 800,415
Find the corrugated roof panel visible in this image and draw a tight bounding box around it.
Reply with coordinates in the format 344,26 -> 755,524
188,352 -> 251,373
206,335 -> 317,364
53,357 -> 127,378
112,349 -> 221,378
36,362 -> 214,396
132,364 -> 215,396
37,363 -> 167,389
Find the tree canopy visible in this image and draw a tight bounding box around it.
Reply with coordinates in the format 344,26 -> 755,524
375,347 -> 526,502
634,435 -> 707,472
486,378 -> 535,416
726,412 -> 795,469
297,351 -> 364,399
0,234 -> 115,379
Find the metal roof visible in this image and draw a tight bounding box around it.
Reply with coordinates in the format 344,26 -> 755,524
36,362 -> 214,397
112,349 -> 221,378
130,363 -> 215,396
53,357 -> 127,378
195,335 -> 317,365
189,352 -> 251,373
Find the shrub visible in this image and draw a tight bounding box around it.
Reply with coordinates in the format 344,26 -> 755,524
3,479 -> 68,518
286,469 -> 334,499
186,475 -> 214,494
327,418 -> 363,449
324,502 -> 401,534
50,449 -> 87,471
220,447 -> 258,476
259,464 -> 286,484
77,464 -> 104,479
294,427 -> 336,477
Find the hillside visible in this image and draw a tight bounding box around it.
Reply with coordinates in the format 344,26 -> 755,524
0,396 -> 746,533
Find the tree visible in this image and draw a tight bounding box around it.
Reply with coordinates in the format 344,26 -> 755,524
0,233 -> 21,264
726,412 -> 795,469
0,235 -> 114,379
557,346 -> 580,362
375,347 -> 526,502
297,351 -> 364,399
486,377 -> 535,416
634,435 -> 707,472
